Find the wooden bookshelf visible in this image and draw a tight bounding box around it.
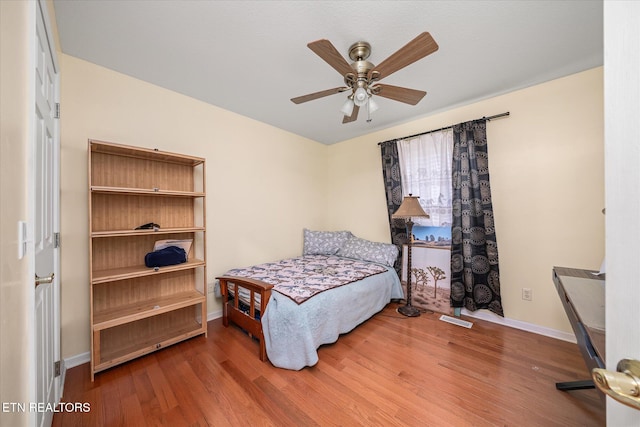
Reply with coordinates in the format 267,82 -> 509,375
88,140 -> 207,380
93,306 -> 204,372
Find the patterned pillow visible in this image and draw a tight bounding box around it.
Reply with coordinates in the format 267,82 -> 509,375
336,236 -> 399,267
303,229 -> 353,255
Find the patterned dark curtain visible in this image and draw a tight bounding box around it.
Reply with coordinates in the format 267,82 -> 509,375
380,141 -> 406,276
450,120 -> 504,316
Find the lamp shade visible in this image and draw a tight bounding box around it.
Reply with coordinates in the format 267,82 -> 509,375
368,96 -> 379,113
353,87 -> 369,107
392,195 -> 429,219
341,98 -> 355,116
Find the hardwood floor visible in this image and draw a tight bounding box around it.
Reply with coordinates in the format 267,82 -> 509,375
53,303 -> 605,426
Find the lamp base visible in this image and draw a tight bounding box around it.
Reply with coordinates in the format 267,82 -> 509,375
397,304 -> 421,317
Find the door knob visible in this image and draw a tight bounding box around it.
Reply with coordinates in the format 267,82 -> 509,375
35,273 -> 55,287
592,359 -> 640,410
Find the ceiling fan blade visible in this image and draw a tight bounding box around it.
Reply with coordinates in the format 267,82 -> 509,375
342,105 -> 360,124
373,84 -> 426,105
291,87 -> 349,104
369,32 -> 439,81
307,39 -> 354,77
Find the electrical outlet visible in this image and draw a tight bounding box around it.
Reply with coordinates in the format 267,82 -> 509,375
522,288 -> 532,301
207,282 -> 214,294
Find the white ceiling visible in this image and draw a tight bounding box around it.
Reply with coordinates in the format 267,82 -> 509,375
52,1 -> 603,145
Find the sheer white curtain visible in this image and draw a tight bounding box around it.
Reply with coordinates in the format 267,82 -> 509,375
397,129 -> 453,227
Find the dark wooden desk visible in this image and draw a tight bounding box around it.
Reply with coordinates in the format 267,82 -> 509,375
553,267 -> 605,394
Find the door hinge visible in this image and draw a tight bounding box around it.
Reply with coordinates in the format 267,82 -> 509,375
54,103 -> 60,119
54,360 -> 61,377
54,232 -> 61,248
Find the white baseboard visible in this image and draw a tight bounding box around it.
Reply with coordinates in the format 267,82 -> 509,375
64,351 -> 90,369
461,308 -> 577,343
207,309 -> 222,322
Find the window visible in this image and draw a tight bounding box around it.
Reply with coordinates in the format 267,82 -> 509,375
396,129 -> 453,227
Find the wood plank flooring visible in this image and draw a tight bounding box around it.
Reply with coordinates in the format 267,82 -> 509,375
53,303 -> 605,426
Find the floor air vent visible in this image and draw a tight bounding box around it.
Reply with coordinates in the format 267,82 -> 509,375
439,315 -> 473,329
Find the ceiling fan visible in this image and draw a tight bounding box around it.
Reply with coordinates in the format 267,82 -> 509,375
291,32 -> 439,124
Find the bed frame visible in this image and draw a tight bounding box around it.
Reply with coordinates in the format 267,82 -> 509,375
216,275 -> 273,362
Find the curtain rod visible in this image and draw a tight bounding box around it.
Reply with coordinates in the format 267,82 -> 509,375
378,111 -> 510,145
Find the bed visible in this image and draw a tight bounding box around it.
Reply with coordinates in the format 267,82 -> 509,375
216,230 -> 404,370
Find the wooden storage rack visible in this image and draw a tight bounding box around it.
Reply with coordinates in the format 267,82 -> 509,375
88,140 -> 207,380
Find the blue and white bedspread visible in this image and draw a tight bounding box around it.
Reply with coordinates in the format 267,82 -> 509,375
254,256 -> 404,370
224,254 -> 389,304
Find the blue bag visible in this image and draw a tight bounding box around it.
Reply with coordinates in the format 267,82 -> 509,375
145,246 -> 187,268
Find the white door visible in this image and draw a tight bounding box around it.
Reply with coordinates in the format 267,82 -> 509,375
604,1 -> 640,424
32,0 -> 61,425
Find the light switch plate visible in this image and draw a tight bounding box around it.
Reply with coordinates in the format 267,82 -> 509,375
17,221 -> 27,259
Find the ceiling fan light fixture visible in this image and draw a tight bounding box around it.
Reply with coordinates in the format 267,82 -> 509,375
353,87 -> 369,107
341,98 -> 355,116
368,96 -> 379,113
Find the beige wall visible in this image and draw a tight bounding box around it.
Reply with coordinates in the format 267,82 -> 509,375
327,67 -> 604,332
59,54 -> 329,358
0,1 -> 34,425
60,57 -> 603,359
